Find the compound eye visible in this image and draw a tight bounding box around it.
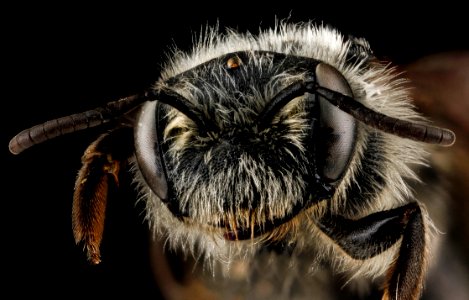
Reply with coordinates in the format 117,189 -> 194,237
134,101 -> 168,200
315,63 -> 357,182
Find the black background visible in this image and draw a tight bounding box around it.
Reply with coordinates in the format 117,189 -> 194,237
3,3 -> 468,298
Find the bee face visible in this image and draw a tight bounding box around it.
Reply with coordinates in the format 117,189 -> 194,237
134,51 -> 361,241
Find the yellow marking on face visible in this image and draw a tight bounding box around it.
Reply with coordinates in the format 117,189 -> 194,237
227,56 -> 242,69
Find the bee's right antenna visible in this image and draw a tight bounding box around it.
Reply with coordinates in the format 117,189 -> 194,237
8,86 -> 213,155
8,93 -> 150,155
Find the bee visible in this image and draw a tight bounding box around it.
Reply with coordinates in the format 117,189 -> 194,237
9,23 -> 455,300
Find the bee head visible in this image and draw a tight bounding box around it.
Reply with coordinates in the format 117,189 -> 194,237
8,25 -> 454,245
6,23 -> 457,273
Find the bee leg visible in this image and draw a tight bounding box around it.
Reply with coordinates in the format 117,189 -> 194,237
316,202 -> 426,300
72,127 -> 133,264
